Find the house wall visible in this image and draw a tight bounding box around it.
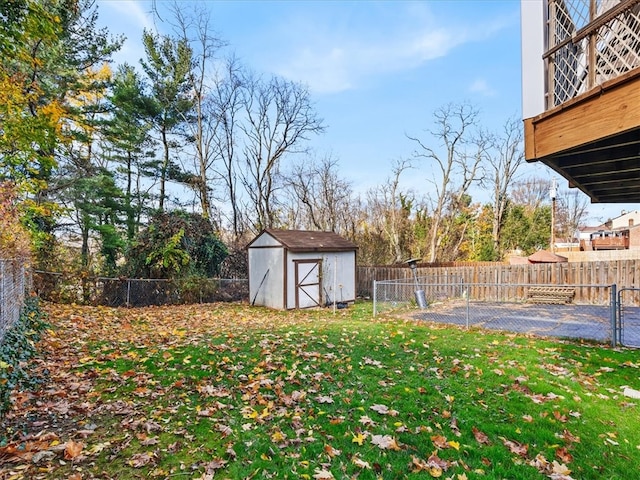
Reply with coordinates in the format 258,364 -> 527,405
285,251 -> 356,309
248,240 -> 285,309
629,226 -> 640,249
610,210 -> 640,229
521,0 -> 545,119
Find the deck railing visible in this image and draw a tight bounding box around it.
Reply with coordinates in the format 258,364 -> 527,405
546,0 -> 640,108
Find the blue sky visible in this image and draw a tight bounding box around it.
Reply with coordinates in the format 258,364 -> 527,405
95,0 -> 638,224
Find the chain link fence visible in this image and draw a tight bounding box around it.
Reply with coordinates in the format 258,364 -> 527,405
33,271 -> 248,307
0,258 -> 28,344
618,288 -> 640,348
374,277 -> 617,345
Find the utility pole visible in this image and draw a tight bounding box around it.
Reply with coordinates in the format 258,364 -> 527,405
550,178 -> 557,252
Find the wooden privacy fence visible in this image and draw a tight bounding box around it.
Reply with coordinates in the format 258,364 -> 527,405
357,260 -> 640,303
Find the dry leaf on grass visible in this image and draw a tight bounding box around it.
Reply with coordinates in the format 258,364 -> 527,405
312,468 -> 335,479
63,441 -> 83,460
370,434 -> 401,450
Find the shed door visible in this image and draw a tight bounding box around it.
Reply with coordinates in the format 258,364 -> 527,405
295,259 -> 322,309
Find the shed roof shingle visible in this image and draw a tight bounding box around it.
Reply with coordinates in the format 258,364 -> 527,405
252,229 -> 357,252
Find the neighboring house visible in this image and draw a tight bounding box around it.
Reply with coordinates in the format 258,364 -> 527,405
578,211 -> 640,250
247,229 -> 357,310
608,210 -> 640,230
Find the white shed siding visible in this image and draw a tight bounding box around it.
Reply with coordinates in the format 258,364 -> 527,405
248,246 -> 285,309
285,251 -> 356,309
320,252 -> 356,305
249,233 -> 281,248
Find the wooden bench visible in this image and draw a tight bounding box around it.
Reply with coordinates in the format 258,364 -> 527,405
527,286 -> 575,304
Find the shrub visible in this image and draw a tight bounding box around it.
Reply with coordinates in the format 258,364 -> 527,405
175,275 -> 219,304
126,211 -> 228,279
0,296 -> 48,419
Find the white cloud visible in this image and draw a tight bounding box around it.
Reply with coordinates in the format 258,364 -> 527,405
96,0 -> 156,67
275,25 -> 462,94
267,5 -> 505,95
98,0 -> 155,32
468,78 -> 497,97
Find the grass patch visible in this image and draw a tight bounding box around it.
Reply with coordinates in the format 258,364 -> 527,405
1,301 -> 639,479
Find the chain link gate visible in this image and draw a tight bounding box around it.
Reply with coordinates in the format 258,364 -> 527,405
618,288 -> 640,348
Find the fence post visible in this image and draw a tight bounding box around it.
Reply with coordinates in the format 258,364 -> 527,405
464,279 -> 470,329
610,284 -> 617,347
126,279 -> 131,308
373,280 -> 377,317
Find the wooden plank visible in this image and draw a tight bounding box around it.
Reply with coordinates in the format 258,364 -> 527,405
528,74 -> 640,159
524,118 -> 536,160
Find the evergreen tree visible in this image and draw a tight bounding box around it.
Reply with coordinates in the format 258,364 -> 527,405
141,29 -> 194,212
103,64 -> 157,242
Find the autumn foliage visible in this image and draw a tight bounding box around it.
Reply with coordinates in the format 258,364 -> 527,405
0,183 -> 31,259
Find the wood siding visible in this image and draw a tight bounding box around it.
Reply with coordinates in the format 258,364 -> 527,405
524,72 -> 640,161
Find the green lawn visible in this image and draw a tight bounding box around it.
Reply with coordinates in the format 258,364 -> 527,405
1,301 -> 639,479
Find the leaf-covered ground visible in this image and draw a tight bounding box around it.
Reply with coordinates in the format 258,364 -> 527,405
1,301 -> 640,479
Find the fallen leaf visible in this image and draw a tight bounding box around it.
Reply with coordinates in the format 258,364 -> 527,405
352,456 -> 370,469
371,434 -> 401,450
315,395 -> 334,404
129,452 -> 155,468
323,444 -> 341,458
553,410 -> 568,423
472,426 -> 491,445
431,435 -> 449,449
216,424 -> 233,437
141,436 -> 160,446
370,404 -> 397,416
623,387 -> 640,399
312,468 -> 334,479
359,415 -> 376,426
204,458 -> 227,473
412,452 -> 450,477
500,437 -> 528,457
555,447 -> 573,463
448,440 -> 460,450
64,440 -> 83,460
352,432 -> 367,445
559,429 -> 581,444
551,460 -> 573,477
271,430 -> 287,444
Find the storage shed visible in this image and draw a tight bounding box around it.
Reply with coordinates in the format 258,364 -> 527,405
247,229 -> 357,310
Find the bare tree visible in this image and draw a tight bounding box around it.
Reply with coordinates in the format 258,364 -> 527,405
486,116 -> 524,255
510,177 -> 551,212
556,188 -> 590,242
210,57 -> 244,239
408,103 -> 483,262
365,159 -> 414,263
239,73 -> 325,232
169,3 -> 226,222
283,154 -> 354,232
